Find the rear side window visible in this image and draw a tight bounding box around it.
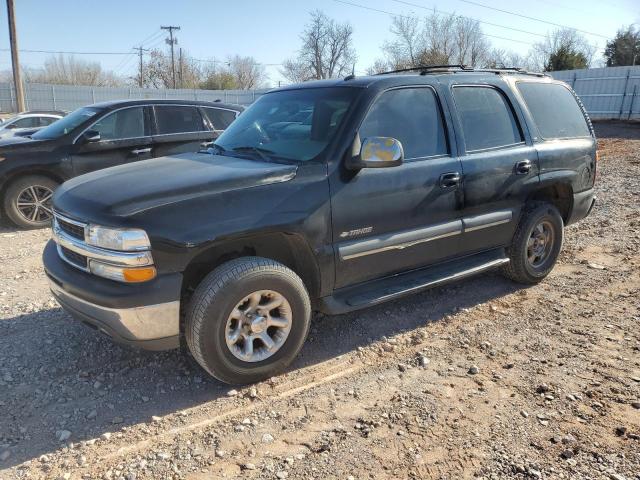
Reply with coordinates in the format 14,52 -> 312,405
154,106 -> 205,135
453,86 -> 523,151
202,108 -> 237,130
359,87 -> 448,159
517,83 -> 591,139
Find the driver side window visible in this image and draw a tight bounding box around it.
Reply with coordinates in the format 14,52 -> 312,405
360,87 -> 448,160
90,107 -> 145,141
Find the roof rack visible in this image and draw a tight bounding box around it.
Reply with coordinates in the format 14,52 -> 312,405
376,65 -> 473,75
375,64 -> 548,78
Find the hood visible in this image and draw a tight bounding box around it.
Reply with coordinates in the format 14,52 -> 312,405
53,152 -> 298,220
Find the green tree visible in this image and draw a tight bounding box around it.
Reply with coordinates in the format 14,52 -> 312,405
545,45 -> 588,71
604,25 -> 640,66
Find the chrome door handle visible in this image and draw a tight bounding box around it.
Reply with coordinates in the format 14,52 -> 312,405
515,159 -> 532,175
131,147 -> 152,155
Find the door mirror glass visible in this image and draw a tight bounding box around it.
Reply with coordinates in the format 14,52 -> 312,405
81,130 -> 101,143
348,136 -> 404,169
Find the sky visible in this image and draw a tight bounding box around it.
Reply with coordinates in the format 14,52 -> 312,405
0,0 -> 638,87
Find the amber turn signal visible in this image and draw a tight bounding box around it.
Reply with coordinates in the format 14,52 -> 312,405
122,267 -> 157,283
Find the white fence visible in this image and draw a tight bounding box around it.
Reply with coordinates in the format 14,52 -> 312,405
550,66 -> 640,120
0,82 -> 269,113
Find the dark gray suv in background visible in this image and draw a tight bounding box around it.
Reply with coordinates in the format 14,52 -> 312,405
0,99 -> 243,228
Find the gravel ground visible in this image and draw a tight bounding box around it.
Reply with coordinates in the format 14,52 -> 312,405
1,121 -> 639,480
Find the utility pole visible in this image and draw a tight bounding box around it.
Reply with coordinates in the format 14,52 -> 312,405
6,0 -> 25,112
134,46 -> 149,88
178,48 -> 183,89
161,25 -> 180,89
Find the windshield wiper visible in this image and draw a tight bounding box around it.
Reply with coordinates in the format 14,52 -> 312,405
204,143 -> 227,155
232,146 -> 276,162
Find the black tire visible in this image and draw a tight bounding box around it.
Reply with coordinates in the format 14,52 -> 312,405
3,175 -> 58,229
502,202 -> 564,284
185,257 -> 311,385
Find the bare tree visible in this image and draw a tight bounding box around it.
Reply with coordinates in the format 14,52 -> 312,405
137,49 -> 203,88
227,55 -> 267,89
26,55 -> 123,86
379,12 -> 491,71
529,29 -> 596,71
281,10 -> 356,82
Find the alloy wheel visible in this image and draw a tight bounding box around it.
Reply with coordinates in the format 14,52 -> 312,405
225,290 -> 292,363
527,220 -> 554,268
15,185 -> 54,224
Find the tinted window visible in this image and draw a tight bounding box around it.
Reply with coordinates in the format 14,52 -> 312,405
453,86 -> 523,151
90,107 -> 145,140
360,87 -> 448,159
14,117 -> 39,128
517,82 -> 590,139
155,106 -> 205,134
203,108 -> 237,130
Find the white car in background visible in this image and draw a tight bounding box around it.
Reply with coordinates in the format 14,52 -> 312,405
0,111 -> 66,139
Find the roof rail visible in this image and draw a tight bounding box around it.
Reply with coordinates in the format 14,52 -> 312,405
376,65 -> 473,75
375,64 -> 548,78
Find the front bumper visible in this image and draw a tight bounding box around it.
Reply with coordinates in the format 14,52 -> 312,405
43,240 -> 181,350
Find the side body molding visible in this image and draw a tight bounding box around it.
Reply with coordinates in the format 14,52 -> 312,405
338,209 -> 514,261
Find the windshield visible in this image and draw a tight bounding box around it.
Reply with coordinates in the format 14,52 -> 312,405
32,107 -> 101,140
214,87 -> 357,162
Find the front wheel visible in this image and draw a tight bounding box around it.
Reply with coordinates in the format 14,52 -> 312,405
185,257 -> 311,384
3,175 -> 59,229
502,202 -> 564,284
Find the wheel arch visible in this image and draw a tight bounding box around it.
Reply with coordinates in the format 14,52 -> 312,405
0,168 -> 65,202
526,182 -> 573,223
180,231 -> 322,309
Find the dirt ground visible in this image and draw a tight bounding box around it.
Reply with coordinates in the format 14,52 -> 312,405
1,121 -> 639,480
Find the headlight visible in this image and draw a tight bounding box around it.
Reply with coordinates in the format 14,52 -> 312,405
86,225 -> 151,251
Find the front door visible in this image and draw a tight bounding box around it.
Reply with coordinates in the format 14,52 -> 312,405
70,105 -> 153,176
447,84 -> 540,253
330,86 -> 464,289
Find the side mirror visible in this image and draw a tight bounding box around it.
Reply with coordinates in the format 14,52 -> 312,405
81,130 -> 101,143
346,136 -> 404,170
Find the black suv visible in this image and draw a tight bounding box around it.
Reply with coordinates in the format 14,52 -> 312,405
43,67 -> 596,384
0,99 -> 243,228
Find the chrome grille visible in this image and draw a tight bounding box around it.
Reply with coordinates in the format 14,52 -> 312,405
54,213 -> 87,241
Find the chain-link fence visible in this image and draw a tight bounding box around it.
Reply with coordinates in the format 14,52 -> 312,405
550,66 -> 640,120
0,82 -> 270,113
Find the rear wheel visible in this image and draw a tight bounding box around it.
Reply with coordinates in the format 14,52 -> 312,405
3,175 -> 58,229
502,202 -> 564,284
185,257 -> 311,384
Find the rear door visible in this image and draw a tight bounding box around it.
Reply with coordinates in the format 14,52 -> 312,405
70,106 -> 153,176
151,105 -> 214,157
447,83 -> 539,253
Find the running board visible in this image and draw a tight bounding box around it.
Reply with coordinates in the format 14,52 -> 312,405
317,249 -> 509,314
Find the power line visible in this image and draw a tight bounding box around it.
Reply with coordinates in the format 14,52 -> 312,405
332,0 -> 535,45
454,0 -> 609,39
388,0 -> 547,38
0,48 -> 133,55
